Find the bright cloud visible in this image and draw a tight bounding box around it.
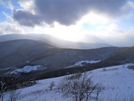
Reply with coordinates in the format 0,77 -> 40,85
0,21 -> 24,35
0,0 -> 134,47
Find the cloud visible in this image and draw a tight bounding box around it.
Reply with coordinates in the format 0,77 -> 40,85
13,0 -> 134,27
81,34 -> 105,43
96,24 -> 134,47
13,10 -> 42,27
0,0 -> 14,10
0,28 -> 6,35
79,23 -> 134,47
3,12 -> 13,22
115,30 -> 134,46
0,22 -> 24,35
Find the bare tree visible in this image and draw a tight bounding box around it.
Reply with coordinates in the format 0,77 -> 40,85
57,73 -> 102,101
0,80 -> 6,101
8,90 -> 21,101
49,81 -> 55,90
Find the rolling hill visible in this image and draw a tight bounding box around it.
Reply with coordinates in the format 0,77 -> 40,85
0,34 -> 111,49
0,39 -> 118,76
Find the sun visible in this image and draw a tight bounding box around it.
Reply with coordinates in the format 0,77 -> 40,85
30,12 -> 110,42
43,12 -> 109,42
44,22 -> 82,42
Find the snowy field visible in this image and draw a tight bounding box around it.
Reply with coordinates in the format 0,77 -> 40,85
4,60 -> 100,75
67,60 -> 101,68
10,65 -> 47,74
3,64 -> 134,101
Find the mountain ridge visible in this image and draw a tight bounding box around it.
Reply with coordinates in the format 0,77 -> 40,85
0,34 -> 111,49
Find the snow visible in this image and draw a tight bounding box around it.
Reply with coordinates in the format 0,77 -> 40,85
0,67 -> 12,70
75,60 -> 101,66
10,65 -> 47,74
67,60 -> 101,68
26,61 -> 30,63
3,63 -> 134,101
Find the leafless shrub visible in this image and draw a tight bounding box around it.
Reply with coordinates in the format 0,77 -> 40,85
19,80 -> 37,88
127,65 -> 134,70
8,90 -> 21,101
0,80 -> 6,101
103,68 -> 106,71
103,68 -> 118,72
57,73 -> 102,101
49,81 -> 55,90
65,73 -> 82,80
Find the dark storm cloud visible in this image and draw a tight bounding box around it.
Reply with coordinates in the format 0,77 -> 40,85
13,0 -> 133,27
13,10 -> 42,27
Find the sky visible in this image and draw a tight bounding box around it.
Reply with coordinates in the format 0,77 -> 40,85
0,0 -> 134,46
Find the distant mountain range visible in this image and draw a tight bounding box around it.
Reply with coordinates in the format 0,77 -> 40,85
0,34 -> 111,49
0,39 -> 116,71
0,34 -> 134,79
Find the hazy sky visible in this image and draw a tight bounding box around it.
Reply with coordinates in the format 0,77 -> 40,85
0,0 -> 134,46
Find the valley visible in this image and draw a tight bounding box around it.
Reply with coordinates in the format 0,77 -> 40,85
0,36 -> 134,101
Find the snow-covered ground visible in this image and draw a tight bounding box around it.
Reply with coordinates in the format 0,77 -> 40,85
3,64 -> 134,101
0,67 -> 12,70
10,65 -> 47,74
67,60 -> 101,68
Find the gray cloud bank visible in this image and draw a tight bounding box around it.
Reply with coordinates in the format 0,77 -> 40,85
13,0 -> 134,27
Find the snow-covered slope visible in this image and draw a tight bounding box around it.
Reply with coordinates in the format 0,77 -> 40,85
10,65 -> 47,74
66,60 -> 101,68
3,64 -> 134,101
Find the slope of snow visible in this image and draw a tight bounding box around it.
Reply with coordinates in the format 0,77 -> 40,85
67,60 -> 101,68
3,64 -> 134,101
10,65 -> 46,74
0,67 -> 12,70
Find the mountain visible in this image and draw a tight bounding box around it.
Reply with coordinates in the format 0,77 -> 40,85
99,46 -> 134,65
0,39 -> 134,100
0,34 -> 111,49
0,39 -> 118,76
0,38 -> 134,77
0,39 -> 56,69
0,35 -> 134,101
